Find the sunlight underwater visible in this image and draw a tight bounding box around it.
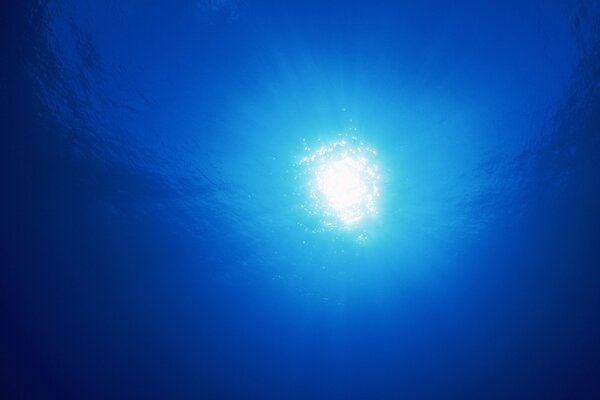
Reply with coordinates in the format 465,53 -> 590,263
32,0 -> 595,302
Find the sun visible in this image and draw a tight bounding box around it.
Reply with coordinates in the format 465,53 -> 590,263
300,136 -> 379,227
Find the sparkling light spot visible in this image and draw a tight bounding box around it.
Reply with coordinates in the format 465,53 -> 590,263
299,136 -> 380,227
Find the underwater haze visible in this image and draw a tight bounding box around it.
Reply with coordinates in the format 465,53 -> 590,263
3,0 -> 600,398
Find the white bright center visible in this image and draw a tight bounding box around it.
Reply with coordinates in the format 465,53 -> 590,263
318,158 -> 365,210
316,157 -> 369,224
300,137 -> 379,227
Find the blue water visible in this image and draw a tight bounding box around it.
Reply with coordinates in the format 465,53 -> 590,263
3,1 -> 600,398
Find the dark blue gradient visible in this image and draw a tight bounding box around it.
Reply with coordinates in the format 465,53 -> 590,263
3,1 -> 600,399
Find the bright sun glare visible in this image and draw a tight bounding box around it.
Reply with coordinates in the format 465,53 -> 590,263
300,136 -> 379,227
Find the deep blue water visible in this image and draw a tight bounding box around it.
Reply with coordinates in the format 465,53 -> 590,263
3,1 -> 600,398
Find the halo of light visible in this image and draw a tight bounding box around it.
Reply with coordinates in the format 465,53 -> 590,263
299,136 -> 380,228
